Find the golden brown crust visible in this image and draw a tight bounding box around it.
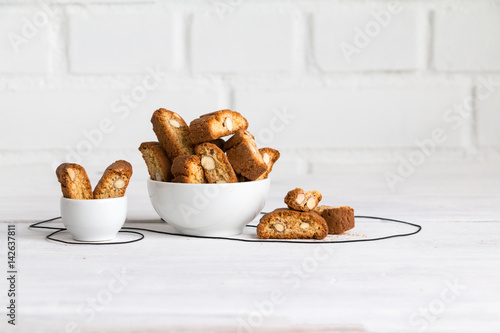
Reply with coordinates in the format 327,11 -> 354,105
256,148 -> 280,180
138,141 -> 172,182
285,188 -> 322,212
314,206 -> 355,234
189,110 -> 249,144
195,143 -> 238,183
151,108 -> 194,161
56,163 -> 93,200
171,155 -> 207,183
226,137 -> 267,181
93,160 -> 133,199
257,208 -> 328,240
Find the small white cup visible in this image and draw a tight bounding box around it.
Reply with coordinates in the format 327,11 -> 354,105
60,196 -> 127,242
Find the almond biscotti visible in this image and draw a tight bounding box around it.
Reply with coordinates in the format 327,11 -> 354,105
223,129 -> 255,151
138,141 -> 172,182
314,206 -> 355,234
195,142 -> 238,184
256,148 -> 280,180
285,188 -> 322,212
151,108 -> 194,161
56,163 -> 93,200
226,130 -> 267,181
257,208 -> 328,240
189,110 -> 248,144
93,160 -> 133,199
171,155 -> 207,183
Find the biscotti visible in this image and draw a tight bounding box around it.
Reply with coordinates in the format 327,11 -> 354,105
195,142 -> 238,183
226,130 -> 267,181
205,138 -> 226,150
56,163 -> 93,200
256,148 -> 280,180
257,208 -> 328,240
223,129 -> 255,151
151,108 -> 194,161
285,188 -> 322,212
314,206 -> 355,234
138,141 -> 172,182
93,160 -> 133,199
189,110 -> 248,144
171,155 -> 207,183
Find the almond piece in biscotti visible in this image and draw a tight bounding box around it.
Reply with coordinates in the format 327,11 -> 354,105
195,143 -> 238,184
255,148 -> 280,180
151,108 -> 194,161
138,142 -> 173,182
284,188 -> 323,212
55,163 -> 93,200
257,209 -> 328,240
189,110 -> 248,144
93,160 -> 133,199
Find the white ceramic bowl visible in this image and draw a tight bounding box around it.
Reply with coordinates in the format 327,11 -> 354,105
147,178 -> 271,236
60,196 -> 127,241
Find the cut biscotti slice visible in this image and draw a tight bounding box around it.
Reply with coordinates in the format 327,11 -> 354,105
257,208 -> 328,240
226,138 -> 267,181
138,141 -> 172,182
285,188 -> 322,212
171,155 -> 207,183
93,160 -> 133,199
195,142 -> 238,183
314,206 -> 355,234
256,148 -> 280,180
151,108 -> 194,161
189,110 -> 248,144
56,163 -> 93,200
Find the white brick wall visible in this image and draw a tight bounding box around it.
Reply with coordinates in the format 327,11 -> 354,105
1,0 -> 499,171
191,6 -> 295,73
68,7 -> 174,74
0,7 -> 52,73
313,6 -> 422,72
235,83 -> 469,149
477,77 -> 500,146
433,8 -> 500,71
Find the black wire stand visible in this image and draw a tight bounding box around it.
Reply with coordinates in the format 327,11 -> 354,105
29,213 -> 422,245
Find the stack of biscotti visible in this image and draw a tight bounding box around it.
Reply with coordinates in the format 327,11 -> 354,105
139,108 -> 280,184
56,161 -> 133,199
257,188 -> 355,240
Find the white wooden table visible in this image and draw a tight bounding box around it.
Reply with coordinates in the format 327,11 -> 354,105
0,162 -> 499,333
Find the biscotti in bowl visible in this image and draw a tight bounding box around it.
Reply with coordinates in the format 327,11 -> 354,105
140,108 -> 279,236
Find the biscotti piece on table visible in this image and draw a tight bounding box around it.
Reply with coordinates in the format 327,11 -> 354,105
151,108 -> 194,161
195,142 -> 238,184
226,130 -> 267,181
257,209 -> 328,240
314,206 -> 355,234
56,163 -> 93,200
138,142 -> 172,182
93,160 -> 133,199
189,110 -> 248,144
285,188 -> 322,212
171,155 -> 207,183
256,148 -> 280,180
